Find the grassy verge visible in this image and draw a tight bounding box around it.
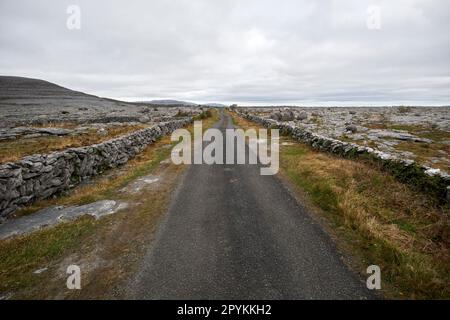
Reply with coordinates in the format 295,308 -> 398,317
14,111 -> 218,217
231,112 -> 449,299
0,110 -> 219,299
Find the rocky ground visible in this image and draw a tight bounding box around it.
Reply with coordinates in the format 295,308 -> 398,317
0,76 -> 203,128
0,76 -> 206,219
237,106 -> 450,174
0,76 -> 204,156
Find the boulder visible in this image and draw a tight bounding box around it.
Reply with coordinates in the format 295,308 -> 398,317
270,112 -> 282,121
296,112 -> 308,121
139,116 -> 150,123
346,124 -> 358,133
281,110 -> 295,121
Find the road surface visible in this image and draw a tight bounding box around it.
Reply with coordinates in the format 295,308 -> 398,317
127,111 -> 373,299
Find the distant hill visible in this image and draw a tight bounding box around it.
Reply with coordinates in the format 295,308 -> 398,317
202,103 -> 226,108
138,100 -> 226,108
0,76 -> 155,127
142,99 -> 197,106
0,75 -> 135,109
0,76 -> 223,127
0,76 -> 227,109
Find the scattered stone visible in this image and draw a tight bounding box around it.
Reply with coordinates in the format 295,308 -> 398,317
160,159 -> 171,165
0,118 -> 193,219
234,109 -> 450,203
96,128 -> 108,136
33,267 -> 48,274
0,293 -> 12,300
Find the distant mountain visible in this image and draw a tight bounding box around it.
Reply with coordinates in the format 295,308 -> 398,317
142,99 -> 197,106
139,100 -> 226,108
202,103 -> 226,108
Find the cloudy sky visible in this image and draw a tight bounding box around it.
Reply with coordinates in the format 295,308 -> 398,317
0,0 -> 449,106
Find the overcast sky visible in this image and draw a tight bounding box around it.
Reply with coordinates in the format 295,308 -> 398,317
0,0 -> 449,106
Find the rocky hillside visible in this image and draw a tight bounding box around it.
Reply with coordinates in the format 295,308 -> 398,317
0,76 -> 133,108
0,76 -> 199,126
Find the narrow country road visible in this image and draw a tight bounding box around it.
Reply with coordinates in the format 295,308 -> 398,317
127,110 -> 373,299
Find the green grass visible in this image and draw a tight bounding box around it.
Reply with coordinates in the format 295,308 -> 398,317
0,216 -> 98,295
15,109 -> 219,217
282,143 -> 449,299
232,112 -> 450,299
286,166 -> 339,213
0,109 -> 219,299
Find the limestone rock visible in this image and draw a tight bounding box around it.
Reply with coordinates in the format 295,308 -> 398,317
346,124 -> 358,133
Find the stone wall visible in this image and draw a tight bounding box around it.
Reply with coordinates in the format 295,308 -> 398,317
0,118 -> 192,220
235,111 -> 450,203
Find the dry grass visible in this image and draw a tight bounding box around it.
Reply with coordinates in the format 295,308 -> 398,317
396,141 -> 449,172
349,123 -> 449,172
232,112 -> 450,299
0,133 -> 176,298
0,124 -> 149,164
12,134 -> 173,218
0,163 -> 185,299
0,110 -> 219,299
13,110 -> 219,217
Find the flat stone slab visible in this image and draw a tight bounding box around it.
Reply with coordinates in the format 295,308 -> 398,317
0,200 -> 128,240
365,129 -> 432,143
120,174 -> 159,194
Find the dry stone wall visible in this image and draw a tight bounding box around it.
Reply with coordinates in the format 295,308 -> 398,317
0,118 -> 192,220
236,110 -> 450,203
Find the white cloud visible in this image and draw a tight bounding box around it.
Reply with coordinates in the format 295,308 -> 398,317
0,0 -> 449,105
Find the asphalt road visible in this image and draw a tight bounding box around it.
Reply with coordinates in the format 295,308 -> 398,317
128,110 -> 374,299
